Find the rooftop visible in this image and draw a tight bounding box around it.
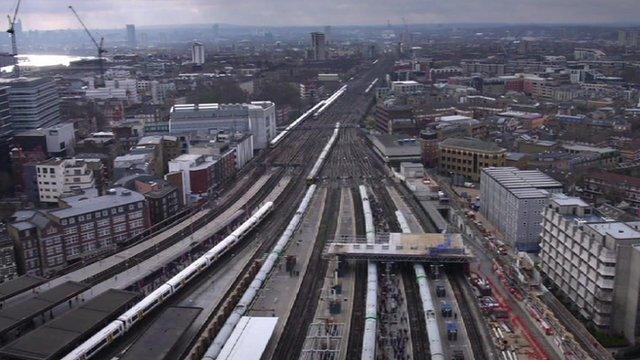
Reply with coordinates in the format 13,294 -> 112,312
482,167 -> 562,191
50,187 -> 145,219
588,222 -> 640,240
439,137 -> 505,153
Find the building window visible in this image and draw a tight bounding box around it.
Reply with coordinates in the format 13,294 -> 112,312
114,224 -> 126,233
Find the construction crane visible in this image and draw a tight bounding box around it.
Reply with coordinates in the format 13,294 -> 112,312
6,0 -> 21,78
68,5 -> 106,87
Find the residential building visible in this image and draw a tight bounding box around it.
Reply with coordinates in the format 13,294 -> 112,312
0,230 -> 17,282
539,194 -> 640,343
167,152 -> 235,204
35,158 -> 97,204
126,24 -> 136,48
391,81 -> 423,95
583,171 -> 640,211
7,188 -> 149,276
438,137 -> 506,182
311,32 -> 326,61
133,179 -> 181,225
0,77 -> 61,130
192,41 -> 205,65
169,102 -> 276,150
480,167 -> 563,252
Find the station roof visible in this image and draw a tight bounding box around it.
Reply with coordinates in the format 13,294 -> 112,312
0,275 -> 46,302
120,306 -> 202,360
218,316 -> 278,360
0,281 -> 89,337
0,289 -> 137,360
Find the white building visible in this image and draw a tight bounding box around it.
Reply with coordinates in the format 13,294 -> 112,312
539,194 -> 640,343
480,167 -> 563,252
36,158 -> 96,203
85,79 -> 140,103
391,80 -> 423,95
192,41 -> 205,65
169,101 -> 276,150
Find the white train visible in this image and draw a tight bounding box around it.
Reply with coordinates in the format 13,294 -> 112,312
395,210 -> 445,360
202,185 -> 318,359
269,101 -> 326,148
359,185 -> 378,360
61,202 -> 274,360
364,78 -> 378,94
306,122 -> 341,184
313,85 -> 348,119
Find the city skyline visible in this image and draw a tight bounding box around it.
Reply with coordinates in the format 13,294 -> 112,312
3,0 -> 640,31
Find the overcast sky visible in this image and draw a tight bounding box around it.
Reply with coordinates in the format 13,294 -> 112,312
3,0 -> 640,30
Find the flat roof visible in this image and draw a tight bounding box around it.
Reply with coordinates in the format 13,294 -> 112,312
588,222 -> 640,240
0,289 -> 138,360
439,137 -> 504,153
120,306 -> 202,360
218,317 -> 278,360
482,167 -> 562,191
551,194 -> 590,207
0,275 -> 46,302
0,281 -> 89,336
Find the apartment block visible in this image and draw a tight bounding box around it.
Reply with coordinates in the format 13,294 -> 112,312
539,194 -> 640,343
7,188 -> 149,276
480,167 -> 563,252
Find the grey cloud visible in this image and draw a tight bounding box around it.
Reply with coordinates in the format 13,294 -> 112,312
0,0 -> 638,30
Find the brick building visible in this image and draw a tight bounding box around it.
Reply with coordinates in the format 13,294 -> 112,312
438,137 -> 506,182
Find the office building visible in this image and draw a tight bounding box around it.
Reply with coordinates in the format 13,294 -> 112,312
480,167 -> 563,252
167,151 -> 235,204
438,137 -> 506,182
169,102 -> 276,150
13,123 -> 75,158
192,41 -> 205,66
0,77 -> 61,130
126,24 -> 136,48
539,194 -> 640,343
35,158 -> 97,204
7,188 -> 149,276
0,86 -> 12,169
132,178 -> 181,225
311,32 -> 326,61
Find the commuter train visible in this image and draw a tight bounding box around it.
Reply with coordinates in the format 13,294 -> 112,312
396,210 -> 445,360
61,202 -> 274,360
305,122 -> 341,184
313,85 -> 347,119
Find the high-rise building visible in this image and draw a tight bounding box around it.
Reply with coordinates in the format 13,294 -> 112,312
618,29 -> 639,47
192,41 -> 205,66
310,32 -> 326,61
539,194 -> 640,343
126,24 -> 137,48
0,86 -> 12,169
324,25 -> 332,44
0,77 -> 61,130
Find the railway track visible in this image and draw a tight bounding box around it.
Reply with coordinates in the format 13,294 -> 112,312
345,187 -> 366,360
274,187 -> 341,359
449,273 -> 488,360
401,263 -> 430,360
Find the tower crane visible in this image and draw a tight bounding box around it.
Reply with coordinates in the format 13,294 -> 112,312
6,0 -> 21,78
68,5 -> 106,87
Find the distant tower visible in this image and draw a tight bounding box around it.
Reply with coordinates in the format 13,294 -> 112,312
324,25 -> 332,44
126,24 -> 137,48
310,32 -> 326,61
191,41 -> 205,65
212,24 -> 220,38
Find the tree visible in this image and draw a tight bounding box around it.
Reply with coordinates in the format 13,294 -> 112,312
252,81 -> 301,108
187,81 -> 248,104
